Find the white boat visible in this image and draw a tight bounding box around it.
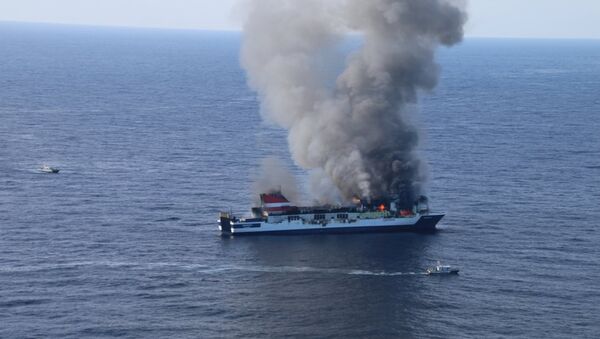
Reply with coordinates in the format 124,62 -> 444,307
426,262 -> 459,275
40,165 -> 60,173
218,192 -> 444,235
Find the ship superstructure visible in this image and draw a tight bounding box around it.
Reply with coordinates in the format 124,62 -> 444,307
218,192 -> 443,235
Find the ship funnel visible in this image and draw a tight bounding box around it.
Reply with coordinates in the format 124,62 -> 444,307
259,192 -> 295,214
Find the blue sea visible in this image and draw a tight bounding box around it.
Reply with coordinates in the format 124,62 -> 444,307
1,22 -> 600,338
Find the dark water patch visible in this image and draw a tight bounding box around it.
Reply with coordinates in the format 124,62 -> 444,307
0,298 -> 51,308
198,308 -> 227,317
134,292 -> 185,300
571,149 -> 600,155
137,281 -> 189,290
78,327 -> 134,338
142,205 -> 175,212
154,216 -> 181,222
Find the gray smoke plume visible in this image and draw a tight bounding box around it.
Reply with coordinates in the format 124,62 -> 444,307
241,0 -> 467,206
252,157 -> 300,205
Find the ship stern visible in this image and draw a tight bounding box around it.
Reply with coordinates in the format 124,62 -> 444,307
219,212 -> 232,235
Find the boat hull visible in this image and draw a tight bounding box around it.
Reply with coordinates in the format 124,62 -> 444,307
427,270 -> 459,275
220,214 -> 443,236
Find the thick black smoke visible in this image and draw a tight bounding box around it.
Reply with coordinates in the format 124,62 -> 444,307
240,0 -> 467,206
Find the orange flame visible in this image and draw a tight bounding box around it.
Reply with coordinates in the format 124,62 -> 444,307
378,204 -> 385,212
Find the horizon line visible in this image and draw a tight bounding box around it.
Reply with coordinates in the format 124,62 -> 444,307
2,20 -> 600,41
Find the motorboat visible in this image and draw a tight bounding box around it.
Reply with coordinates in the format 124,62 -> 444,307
40,164 -> 60,173
426,262 -> 459,275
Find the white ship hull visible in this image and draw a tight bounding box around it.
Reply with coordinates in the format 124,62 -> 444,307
219,213 -> 443,235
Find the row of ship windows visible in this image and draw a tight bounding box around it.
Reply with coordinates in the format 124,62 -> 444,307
289,214 -> 350,222
232,223 -> 261,229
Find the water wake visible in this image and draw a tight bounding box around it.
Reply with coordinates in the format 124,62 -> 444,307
0,261 -> 426,276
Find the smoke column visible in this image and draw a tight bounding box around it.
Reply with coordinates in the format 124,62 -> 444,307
252,157 -> 301,205
240,0 -> 467,206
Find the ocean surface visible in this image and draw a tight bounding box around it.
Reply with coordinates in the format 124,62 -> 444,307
1,22 -> 600,338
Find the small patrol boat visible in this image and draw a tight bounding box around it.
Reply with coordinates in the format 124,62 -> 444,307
426,262 -> 459,275
40,164 -> 60,173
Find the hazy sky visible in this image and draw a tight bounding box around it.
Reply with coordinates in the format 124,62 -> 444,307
1,0 -> 599,39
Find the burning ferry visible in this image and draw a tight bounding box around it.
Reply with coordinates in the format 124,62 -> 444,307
218,192 -> 443,235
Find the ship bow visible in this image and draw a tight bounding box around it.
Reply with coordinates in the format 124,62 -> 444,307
415,214 -> 444,232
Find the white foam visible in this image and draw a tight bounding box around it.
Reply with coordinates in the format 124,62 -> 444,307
0,261 -> 426,276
